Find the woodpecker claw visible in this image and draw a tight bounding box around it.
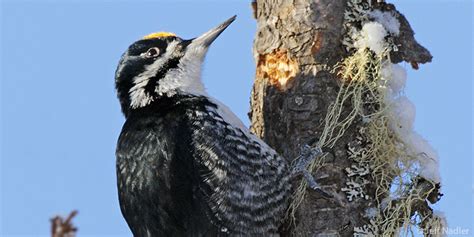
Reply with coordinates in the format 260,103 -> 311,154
314,186 -> 334,199
292,145 -> 322,174
292,145 -> 332,198
301,167 -> 334,198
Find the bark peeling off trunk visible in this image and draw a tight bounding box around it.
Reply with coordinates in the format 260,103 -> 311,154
256,49 -> 299,91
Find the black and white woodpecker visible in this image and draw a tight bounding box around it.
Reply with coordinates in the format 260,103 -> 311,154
114,16 -> 291,236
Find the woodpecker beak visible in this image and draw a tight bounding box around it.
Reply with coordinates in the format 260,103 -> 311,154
188,15 -> 236,50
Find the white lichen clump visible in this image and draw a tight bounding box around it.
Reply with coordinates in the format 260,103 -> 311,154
343,163 -> 371,201
342,179 -> 370,201
342,145 -> 372,201
354,219 -> 379,237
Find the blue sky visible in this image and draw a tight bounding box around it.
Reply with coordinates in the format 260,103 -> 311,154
0,0 -> 472,236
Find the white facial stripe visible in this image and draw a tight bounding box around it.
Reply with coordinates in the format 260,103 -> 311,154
156,45 -> 208,97
129,78 -> 154,109
129,41 -> 180,109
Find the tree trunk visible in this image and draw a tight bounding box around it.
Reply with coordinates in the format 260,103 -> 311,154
249,0 -> 438,236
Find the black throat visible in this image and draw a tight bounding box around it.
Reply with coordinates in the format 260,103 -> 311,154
126,95 -> 217,119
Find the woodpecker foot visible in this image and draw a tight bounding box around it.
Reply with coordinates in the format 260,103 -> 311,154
292,145 -> 333,198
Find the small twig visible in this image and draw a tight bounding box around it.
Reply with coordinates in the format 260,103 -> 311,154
251,0 -> 258,19
51,210 -> 78,237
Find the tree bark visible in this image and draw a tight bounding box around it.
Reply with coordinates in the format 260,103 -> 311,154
249,0 -> 435,236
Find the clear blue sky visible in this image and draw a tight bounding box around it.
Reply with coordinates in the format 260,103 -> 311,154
0,0 -> 472,236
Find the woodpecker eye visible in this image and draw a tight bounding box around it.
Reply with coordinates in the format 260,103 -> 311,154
143,47 -> 160,58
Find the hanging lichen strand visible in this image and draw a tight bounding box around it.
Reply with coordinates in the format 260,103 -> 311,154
288,0 -> 444,236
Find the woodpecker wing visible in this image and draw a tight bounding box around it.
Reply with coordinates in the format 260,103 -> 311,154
185,100 -> 291,235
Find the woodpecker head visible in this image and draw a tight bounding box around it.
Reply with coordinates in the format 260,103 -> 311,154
115,16 -> 236,116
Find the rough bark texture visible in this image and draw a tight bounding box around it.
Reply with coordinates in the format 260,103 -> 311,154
249,0 -> 432,236
251,1 -> 369,236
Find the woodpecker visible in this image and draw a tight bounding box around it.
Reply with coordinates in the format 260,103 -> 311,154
114,16 -> 291,236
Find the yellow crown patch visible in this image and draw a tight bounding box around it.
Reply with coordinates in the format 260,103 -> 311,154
142,32 -> 177,40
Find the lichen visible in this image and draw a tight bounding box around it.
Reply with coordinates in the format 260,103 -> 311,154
342,143 -> 372,201
287,0 -> 442,235
354,219 -> 379,237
